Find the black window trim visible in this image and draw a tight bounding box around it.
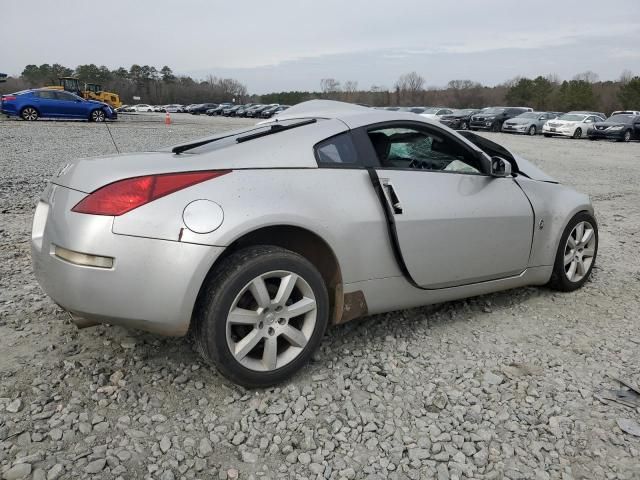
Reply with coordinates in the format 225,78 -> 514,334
313,131 -> 369,169
355,120 -> 491,176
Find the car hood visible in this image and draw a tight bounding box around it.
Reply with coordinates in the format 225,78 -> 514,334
505,118 -> 533,124
514,155 -> 557,183
593,121 -> 627,128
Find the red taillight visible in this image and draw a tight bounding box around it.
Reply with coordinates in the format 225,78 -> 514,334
71,170 -> 230,216
1,95 -> 16,102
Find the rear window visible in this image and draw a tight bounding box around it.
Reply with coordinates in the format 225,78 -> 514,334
315,133 -> 359,166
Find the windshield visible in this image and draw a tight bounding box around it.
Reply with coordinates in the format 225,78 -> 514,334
558,114 -> 587,122
607,114 -> 633,123
516,112 -> 539,119
482,108 -> 506,114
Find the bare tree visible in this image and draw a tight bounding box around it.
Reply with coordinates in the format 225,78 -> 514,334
341,80 -> 358,102
320,78 -> 341,99
394,72 -> 425,105
573,71 -> 599,83
620,70 -> 634,84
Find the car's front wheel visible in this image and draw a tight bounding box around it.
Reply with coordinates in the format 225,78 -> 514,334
21,107 -> 39,121
548,212 -> 598,292
460,121 -> 468,130
621,130 -> 632,142
90,109 -> 106,122
193,246 -> 329,387
528,125 -> 537,136
573,127 -> 582,139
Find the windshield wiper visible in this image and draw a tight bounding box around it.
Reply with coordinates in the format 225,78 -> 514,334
235,119 -> 317,143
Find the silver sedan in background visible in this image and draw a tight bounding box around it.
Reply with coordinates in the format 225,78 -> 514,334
31,101 -> 598,387
502,111 -> 561,135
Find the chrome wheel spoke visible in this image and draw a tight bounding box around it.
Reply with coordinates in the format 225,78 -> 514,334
582,247 -> 595,258
228,307 -> 260,325
234,329 -> 262,361
263,336 -> 278,370
274,273 -> 297,305
564,251 -> 574,266
281,325 -> 308,348
576,258 -> 586,277
286,297 -> 316,318
249,276 -> 271,308
575,223 -> 584,244
567,236 -> 576,249
580,228 -> 593,246
566,260 -> 577,280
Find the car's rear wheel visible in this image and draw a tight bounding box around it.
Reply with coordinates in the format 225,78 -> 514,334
621,130 -> 632,142
528,125 -> 537,136
193,245 -> 329,387
572,127 -> 582,139
90,109 -> 106,122
21,107 -> 38,121
460,121 -> 468,130
547,212 -> 598,292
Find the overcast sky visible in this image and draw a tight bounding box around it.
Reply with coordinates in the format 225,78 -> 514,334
2,0 -> 639,93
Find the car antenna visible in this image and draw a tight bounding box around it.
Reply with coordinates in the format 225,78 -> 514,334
103,118 -> 120,154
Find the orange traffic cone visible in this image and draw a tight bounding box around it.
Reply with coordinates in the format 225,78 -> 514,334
165,112 -> 171,125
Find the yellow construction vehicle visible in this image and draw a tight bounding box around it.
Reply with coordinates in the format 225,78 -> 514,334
46,77 -> 122,109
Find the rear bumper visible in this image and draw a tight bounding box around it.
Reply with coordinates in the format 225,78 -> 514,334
31,184 -> 224,336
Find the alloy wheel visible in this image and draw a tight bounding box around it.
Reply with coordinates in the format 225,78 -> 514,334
563,221 -> 596,282
528,125 -> 536,136
460,121 -> 468,130
92,110 -> 105,122
573,128 -> 582,139
624,130 -> 631,142
226,270 -> 317,372
21,108 -> 38,121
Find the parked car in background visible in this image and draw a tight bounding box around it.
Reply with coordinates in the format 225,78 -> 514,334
153,105 -> 165,113
420,107 -> 455,120
132,104 -> 154,112
611,110 -> 640,116
396,106 -> 428,114
31,100 -> 598,387
235,104 -> 258,117
184,104 -> 198,113
164,104 -> 183,113
1,89 -> 117,122
502,111 -> 561,136
222,105 -> 241,116
470,107 -> 532,132
191,103 -> 218,115
438,109 -> 482,130
245,104 -> 273,118
206,103 -> 233,116
115,104 -> 130,113
542,112 -> 605,139
261,104 -> 290,118
587,113 -> 640,142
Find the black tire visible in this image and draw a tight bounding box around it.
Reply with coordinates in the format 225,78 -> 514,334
544,133 -> 552,138
572,128 -> 582,139
460,121 -> 468,130
547,212 -> 598,292
21,107 -> 39,121
470,127 -> 477,131
528,125 -> 537,136
491,122 -> 501,132
90,109 -> 106,122
622,130 -> 632,142
193,245 -> 329,387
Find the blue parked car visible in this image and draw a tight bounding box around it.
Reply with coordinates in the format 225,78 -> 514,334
0,88 -> 117,122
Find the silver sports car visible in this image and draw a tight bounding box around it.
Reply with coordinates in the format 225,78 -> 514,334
31,101 -> 598,387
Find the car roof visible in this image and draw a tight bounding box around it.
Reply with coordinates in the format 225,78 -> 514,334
264,100 -> 444,129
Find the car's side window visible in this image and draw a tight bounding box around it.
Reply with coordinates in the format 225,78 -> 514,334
36,91 -> 57,100
585,116 -> 595,123
315,132 -> 360,167
368,126 -> 482,174
55,92 -> 77,101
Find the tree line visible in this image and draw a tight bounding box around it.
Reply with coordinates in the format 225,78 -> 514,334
262,71 -> 640,114
0,63 -> 248,105
2,64 -> 640,114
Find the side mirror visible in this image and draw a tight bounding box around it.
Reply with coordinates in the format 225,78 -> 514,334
538,116 -> 545,120
490,156 -> 512,177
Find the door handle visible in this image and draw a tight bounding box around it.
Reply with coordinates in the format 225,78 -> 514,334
382,180 -> 403,214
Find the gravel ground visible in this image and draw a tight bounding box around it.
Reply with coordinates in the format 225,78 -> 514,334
1,113 -> 639,480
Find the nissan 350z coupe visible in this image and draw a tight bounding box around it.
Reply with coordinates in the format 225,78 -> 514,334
31,101 -> 598,387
